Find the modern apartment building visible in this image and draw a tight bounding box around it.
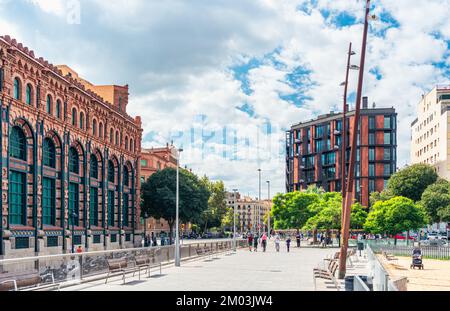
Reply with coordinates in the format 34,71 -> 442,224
286,98 -> 397,207
411,85 -> 450,178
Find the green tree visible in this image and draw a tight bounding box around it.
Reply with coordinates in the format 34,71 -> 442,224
196,178 -> 227,232
141,168 -> 210,241
369,188 -> 394,206
303,193 -> 342,230
221,207 -> 235,230
420,179 -> 450,223
350,202 -> 368,229
271,191 -> 320,229
386,164 -> 438,202
364,196 -> 428,244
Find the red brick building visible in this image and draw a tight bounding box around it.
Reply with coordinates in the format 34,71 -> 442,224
286,101 -> 397,207
0,35 -> 143,257
140,144 -> 178,236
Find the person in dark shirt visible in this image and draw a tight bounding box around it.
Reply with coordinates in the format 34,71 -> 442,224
286,236 -> 291,253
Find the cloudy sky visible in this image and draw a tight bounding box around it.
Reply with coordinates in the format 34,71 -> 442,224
1,0 -> 449,198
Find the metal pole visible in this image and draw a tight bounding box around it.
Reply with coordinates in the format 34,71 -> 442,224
339,0 -> 371,280
341,42 -> 352,233
258,169 -> 261,238
267,181 -> 271,238
175,149 -> 183,267
71,213 -> 75,253
232,189 -> 238,252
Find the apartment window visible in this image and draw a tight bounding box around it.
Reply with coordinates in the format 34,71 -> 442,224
43,138 -> 56,168
383,148 -> 391,161
369,117 -> 375,130
369,148 -> 375,161
46,95 -> 52,115
13,77 -> 21,100
369,133 -> 375,145
369,164 -> 375,177
384,115 -> 391,129
122,193 -> 129,227
10,126 -> 27,160
369,179 -> 376,193
108,190 -> 115,226
384,164 -> 391,176
141,159 -> 148,167
384,132 -> 391,145
26,84 -> 32,105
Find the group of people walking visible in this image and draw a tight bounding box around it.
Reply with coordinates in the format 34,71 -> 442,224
247,232 -> 295,253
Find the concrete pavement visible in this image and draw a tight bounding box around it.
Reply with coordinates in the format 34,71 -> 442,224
62,242 -> 337,291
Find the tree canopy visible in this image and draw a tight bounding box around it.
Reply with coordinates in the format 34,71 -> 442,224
386,164 -> 438,202
196,177 -> 227,232
141,168 -> 210,237
364,196 -> 428,235
420,178 -> 450,223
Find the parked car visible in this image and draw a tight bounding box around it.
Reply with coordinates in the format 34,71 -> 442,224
422,239 -> 447,247
393,234 -> 415,240
427,232 -> 439,240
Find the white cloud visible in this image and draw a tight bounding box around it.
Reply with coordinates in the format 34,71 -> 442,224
1,0 -> 450,197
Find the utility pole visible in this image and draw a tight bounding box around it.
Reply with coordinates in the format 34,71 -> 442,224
267,181 -> 271,238
339,0 -> 372,280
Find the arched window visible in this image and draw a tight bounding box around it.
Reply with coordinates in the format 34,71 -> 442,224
123,166 -> 129,187
92,119 -> 97,136
115,131 -> 119,146
108,160 -> 115,183
130,139 -> 134,153
26,84 -> 32,105
90,154 -> 98,179
43,138 -> 56,168
10,126 -> 26,160
125,137 -> 129,151
72,108 -> 77,126
110,128 -> 113,144
42,175 -> 56,226
79,112 -> 84,129
56,100 -> 61,119
68,147 -> 79,174
46,95 -> 52,114
99,122 -> 103,138
13,77 -> 21,100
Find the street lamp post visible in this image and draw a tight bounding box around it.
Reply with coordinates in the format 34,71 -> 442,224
232,188 -> 238,251
266,181 -> 271,238
258,169 -> 262,238
339,0 -> 372,280
175,148 -> 183,267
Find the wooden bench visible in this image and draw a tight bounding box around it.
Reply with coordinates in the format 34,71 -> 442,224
313,260 -> 340,290
382,250 -> 398,263
105,258 -> 136,284
134,255 -> 162,279
0,270 -> 60,291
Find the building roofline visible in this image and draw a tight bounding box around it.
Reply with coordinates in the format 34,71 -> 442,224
290,107 -> 396,130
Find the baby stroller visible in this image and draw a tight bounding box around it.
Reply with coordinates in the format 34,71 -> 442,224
410,248 -> 424,270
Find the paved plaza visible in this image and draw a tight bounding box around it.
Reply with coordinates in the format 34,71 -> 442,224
62,243 -> 339,291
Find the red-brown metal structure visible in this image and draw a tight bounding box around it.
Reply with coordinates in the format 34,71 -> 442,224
338,0 -> 371,279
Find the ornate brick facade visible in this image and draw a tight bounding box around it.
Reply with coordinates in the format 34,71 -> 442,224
0,35 -> 143,257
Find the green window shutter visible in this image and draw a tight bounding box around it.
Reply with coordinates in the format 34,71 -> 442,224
90,187 -> 98,227
108,190 -> 114,226
9,171 -> 26,225
68,183 -> 79,226
42,177 -> 56,226
122,193 -> 128,227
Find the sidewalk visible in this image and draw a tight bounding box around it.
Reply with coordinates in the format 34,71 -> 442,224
61,244 -> 336,291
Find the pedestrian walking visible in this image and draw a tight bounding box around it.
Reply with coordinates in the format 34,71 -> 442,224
296,231 -> 301,248
286,236 -> 291,253
275,234 -> 280,252
141,236 -> 145,248
262,233 -> 268,252
76,246 -> 83,253
248,233 -> 253,252
253,235 -> 259,252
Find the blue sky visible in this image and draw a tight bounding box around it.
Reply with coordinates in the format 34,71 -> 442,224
1,0 -> 449,198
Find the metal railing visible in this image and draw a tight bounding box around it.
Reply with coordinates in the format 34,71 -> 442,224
353,276 -> 371,291
0,239 -> 246,290
367,241 -> 450,260
366,244 -> 400,291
